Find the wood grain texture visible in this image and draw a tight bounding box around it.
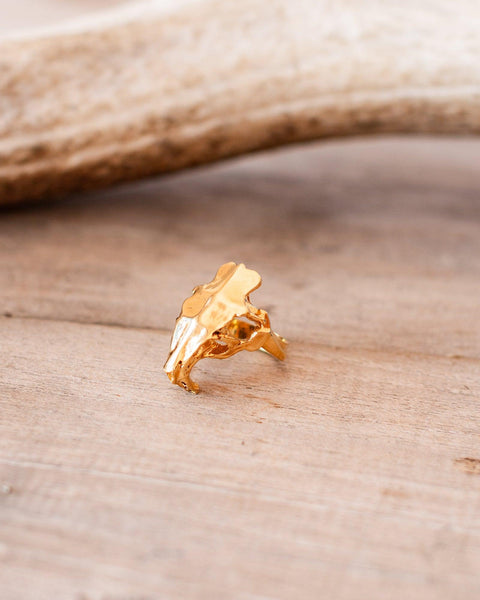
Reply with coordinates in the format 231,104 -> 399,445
1,136 -> 480,600
2,0 -> 480,205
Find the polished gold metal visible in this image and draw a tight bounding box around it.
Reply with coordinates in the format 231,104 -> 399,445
164,262 -> 287,393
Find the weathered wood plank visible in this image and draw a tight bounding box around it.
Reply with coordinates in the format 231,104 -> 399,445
1,315 -> 479,600
1,138 -> 479,357
1,136 -> 480,599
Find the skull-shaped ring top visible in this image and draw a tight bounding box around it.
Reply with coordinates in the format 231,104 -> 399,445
164,262 -> 287,393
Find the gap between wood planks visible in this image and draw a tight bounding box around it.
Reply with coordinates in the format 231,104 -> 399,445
1,313 -> 478,365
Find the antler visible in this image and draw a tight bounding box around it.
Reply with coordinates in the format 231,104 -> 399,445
1,0 -> 479,205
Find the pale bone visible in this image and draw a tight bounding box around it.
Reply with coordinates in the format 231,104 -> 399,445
1,0 -> 480,206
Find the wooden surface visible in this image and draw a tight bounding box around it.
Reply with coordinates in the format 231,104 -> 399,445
1,136 -> 480,599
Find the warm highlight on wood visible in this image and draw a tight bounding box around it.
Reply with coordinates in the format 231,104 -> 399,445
1,0 -> 480,205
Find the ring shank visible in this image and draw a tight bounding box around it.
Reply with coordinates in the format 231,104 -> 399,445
260,331 -> 287,361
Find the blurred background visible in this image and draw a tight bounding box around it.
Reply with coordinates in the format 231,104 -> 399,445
1,0 -> 123,33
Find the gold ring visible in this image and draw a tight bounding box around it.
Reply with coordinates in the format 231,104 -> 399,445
164,262 -> 287,393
